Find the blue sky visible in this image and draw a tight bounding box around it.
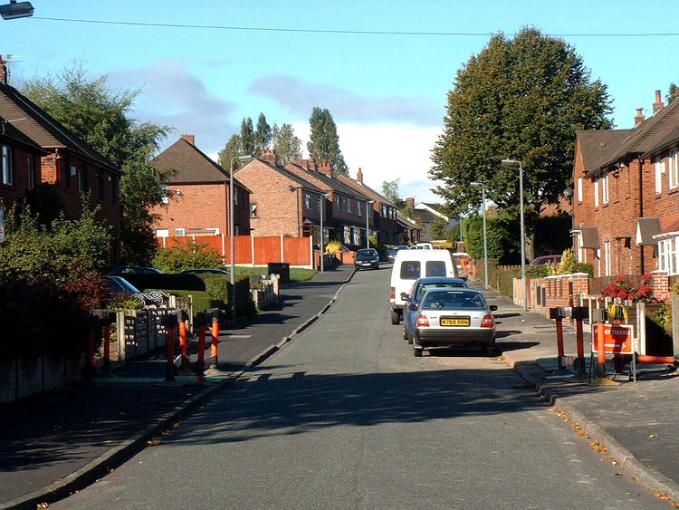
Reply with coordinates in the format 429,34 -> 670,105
3,0 -> 679,201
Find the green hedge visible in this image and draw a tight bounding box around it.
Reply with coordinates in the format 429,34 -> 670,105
496,268 -> 518,299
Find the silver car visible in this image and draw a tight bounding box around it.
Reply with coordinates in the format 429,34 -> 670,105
412,288 -> 497,357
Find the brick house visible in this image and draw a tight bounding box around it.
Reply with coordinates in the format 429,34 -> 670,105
285,157 -> 373,248
572,90 -> 679,278
404,198 -> 455,242
151,135 -> 251,239
234,150 -> 325,240
0,67 -> 122,259
0,115 -> 46,208
338,168 -> 401,244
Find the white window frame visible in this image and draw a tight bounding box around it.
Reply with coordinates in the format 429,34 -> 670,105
577,176 -> 583,202
576,233 -> 583,263
604,241 -> 612,276
175,228 -> 186,237
601,172 -> 609,204
156,229 -> 169,238
1,145 -> 12,185
358,202 -> 362,216
655,155 -> 665,194
250,203 -> 258,217
304,193 -> 311,209
593,178 -> 599,208
670,148 -> 679,189
596,248 -> 602,277
658,237 -> 679,275
161,185 -> 169,205
347,198 -> 352,213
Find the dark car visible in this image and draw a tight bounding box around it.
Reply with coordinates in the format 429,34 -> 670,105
180,268 -> 230,276
387,245 -> 409,261
111,266 -> 163,275
530,255 -> 561,266
355,248 -> 380,270
106,276 -> 167,306
401,277 -> 468,342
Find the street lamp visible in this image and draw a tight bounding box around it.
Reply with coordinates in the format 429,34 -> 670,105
365,200 -> 374,249
230,154 -> 253,326
470,182 -> 488,290
501,158 -> 527,310
0,0 -> 33,19
319,193 -> 330,272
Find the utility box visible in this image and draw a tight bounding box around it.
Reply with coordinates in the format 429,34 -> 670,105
267,262 -> 290,284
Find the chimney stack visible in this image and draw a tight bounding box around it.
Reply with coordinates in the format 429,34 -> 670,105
319,159 -> 333,178
357,167 -> 364,184
653,90 -> 664,114
0,56 -> 7,85
634,107 -> 645,127
405,197 -> 415,209
260,149 -> 277,166
181,134 -> 195,145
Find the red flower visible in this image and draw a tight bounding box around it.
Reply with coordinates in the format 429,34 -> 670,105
615,276 -> 625,284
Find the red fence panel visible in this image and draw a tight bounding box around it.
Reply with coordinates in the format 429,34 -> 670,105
284,236 -> 311,266
254,237 -> 282,265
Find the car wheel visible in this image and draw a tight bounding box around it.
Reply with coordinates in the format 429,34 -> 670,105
413,348 -> 423,357
391,309 -> 400,325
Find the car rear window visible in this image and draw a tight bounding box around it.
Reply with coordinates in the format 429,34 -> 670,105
400,261 -> 421,279
421,290 -> 486,310
425,260 -> 446,277
415,282 -> 466,302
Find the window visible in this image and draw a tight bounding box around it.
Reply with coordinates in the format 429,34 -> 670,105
79,167 -> 88,192
347,198 -> 352,213
1,145 -> 12,185
97,173 -> 105,201
69,164 -> 77,189
576,233 -> 583,263
156,229 -> 169,238
670,148 -> 679,189
658,237 -> 679,275
400,260 -> 421,280
577,176 -> 583,202
425,260 -> 447,277
604,241 -> 612,276
161,185 -> 169,205
305,193 -> 311,209
343,225 -> 351,244
358,202 -> 362,216
602,172 -> 609,204
593,178 -> 599,207
112,176 -> 119,204
27,154 -> 35,190
352,226 -> 360,245
250,203 -> 258,217
234,188 -> 239,206
175,228 -> 186,237
337,197 -> 342,211
655,156 -> 665,194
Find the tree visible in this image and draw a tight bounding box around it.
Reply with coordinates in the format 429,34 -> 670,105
254,113 -> 272,155
430,28 -> 612,260
430,217 -> 449,240
381,178 -> 405,208
272,123 -> 302,165
668,83 -> 677,105
240,117 -> 255,156
22,65 -> 171,264
217,134 -> 242,170
307,107 -> 348,175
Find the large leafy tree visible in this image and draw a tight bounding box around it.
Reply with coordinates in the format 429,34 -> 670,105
254,112 -> 272,155
430,28 -> 612,259
22,66 -> 170,264
381,178 -> 405,208
272,123 -> 302,165
240,117 -> 255,156
217,134 -> 242,170
307,107 -> 348,176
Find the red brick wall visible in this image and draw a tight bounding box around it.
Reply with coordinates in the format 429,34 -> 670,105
152,183 -> 228,235
649,148 -> 679,231
0,142 -> 41,208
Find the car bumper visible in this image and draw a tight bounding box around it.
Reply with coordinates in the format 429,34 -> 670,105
355,262 -> 379,269
415,328 -> 494,347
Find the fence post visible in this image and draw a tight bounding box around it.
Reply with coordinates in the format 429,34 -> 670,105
251,233 -> 255,266
309,234 -> 314,269
221,233 -> 226,262
280,234 -> 285,263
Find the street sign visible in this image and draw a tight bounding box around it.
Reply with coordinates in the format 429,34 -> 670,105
592,324 -> 634,355
0,209 -> 4,242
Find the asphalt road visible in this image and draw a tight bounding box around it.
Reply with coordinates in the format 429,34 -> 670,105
53,266 -> 667,509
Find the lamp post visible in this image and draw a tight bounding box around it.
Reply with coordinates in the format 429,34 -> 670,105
365,200 -> 374,249
0,1 -> 34,19
230,155 -> 253,326
470,182 -> 488,290
501,159 -> 527,310
319,193 -> 330,272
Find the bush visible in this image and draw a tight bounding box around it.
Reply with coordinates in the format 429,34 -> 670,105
325,240 -> 342,254
496,268 -> 519,299
153,241 -> 224,273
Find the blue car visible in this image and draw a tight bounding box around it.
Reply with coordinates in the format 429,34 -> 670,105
401,277 -> 468,342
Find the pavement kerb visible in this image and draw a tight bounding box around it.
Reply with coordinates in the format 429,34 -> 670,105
503,351 -> 679,503
0,267 -> 357,510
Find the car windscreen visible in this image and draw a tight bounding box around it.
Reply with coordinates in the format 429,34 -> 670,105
400,260 -> 421,279
356,251 -> 376,260
113,277 -> 141,294
415,282 -> 466,302
425,260 -> 447,277
421,290 -> 487,310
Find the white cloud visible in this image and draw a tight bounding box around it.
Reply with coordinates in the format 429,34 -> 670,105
291,122 -> 441,203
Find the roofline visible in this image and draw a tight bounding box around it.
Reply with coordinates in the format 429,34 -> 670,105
415,202 -> 449,221
243,159 -> 325,193
286,162 -> 371,201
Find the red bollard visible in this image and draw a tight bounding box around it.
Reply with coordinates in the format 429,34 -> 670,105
103,324 -> 111,373
574,318 -> 585,375
555,318 -> 565,369
196,321 -> 206,382
210,315 -> 219,368
166,326 -> 176,382
596,322 -> 607,376
179,319 -> 188,358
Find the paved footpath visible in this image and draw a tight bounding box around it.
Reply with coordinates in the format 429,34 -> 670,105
0,265 -> 354,510
476,282 -> 679,504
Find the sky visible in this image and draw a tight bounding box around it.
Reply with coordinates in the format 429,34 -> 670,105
2,0 -> 679,203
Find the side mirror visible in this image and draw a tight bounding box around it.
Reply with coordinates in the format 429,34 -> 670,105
409,303 -> 418,311
489,304 -> 498,311
400,292 -> 411,301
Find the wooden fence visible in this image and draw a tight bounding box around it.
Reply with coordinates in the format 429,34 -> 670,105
157,234 -> 313,268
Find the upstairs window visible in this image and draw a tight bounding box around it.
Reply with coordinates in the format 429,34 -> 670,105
347,198 -> 352,213
602,172 -> 609,204
593,177 -> 599,208
304,193 -> 311,209
79,166 -> 88,192
670,148 -> 679,189
655,155 -> 665,194
358,202 -> 362,216
234,188 -> 239,206
577,176 -> 583,202
161,185 -> 169,205
250,203 -> 258,217
1,145 -> 12,185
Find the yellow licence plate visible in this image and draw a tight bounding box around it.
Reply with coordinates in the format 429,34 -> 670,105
440,317 -> 470,327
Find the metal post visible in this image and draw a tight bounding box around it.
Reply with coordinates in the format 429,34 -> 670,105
230,158 -> 236,326
320,194 -> 325,272
519,162 -> 527,310
481,185 -> 488,290
366,201 -> 370,249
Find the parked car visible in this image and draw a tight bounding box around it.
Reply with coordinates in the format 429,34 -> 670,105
387,245 -> 409,261
355,248 -> 380,270
389,249 -> 458,325
530,255 -> 561,266
111,266 -> 163,275
180,268 -> 230,276
401,277 -> 468,342
106,276 -> 167,306
411,288 -> 497,357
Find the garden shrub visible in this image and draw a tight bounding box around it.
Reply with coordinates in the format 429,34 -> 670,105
152,241 -> 224,273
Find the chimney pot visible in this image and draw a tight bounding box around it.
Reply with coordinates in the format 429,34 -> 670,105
319,159 -> 333,178
653,89 -> 664,114
634,107 -> 645,126
405,197 -> 415,209
357,167 -> 364,184
181,134 -> 195,145
260,149 -> 277,166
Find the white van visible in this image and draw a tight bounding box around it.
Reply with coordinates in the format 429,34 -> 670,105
389,250 -> 458,324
